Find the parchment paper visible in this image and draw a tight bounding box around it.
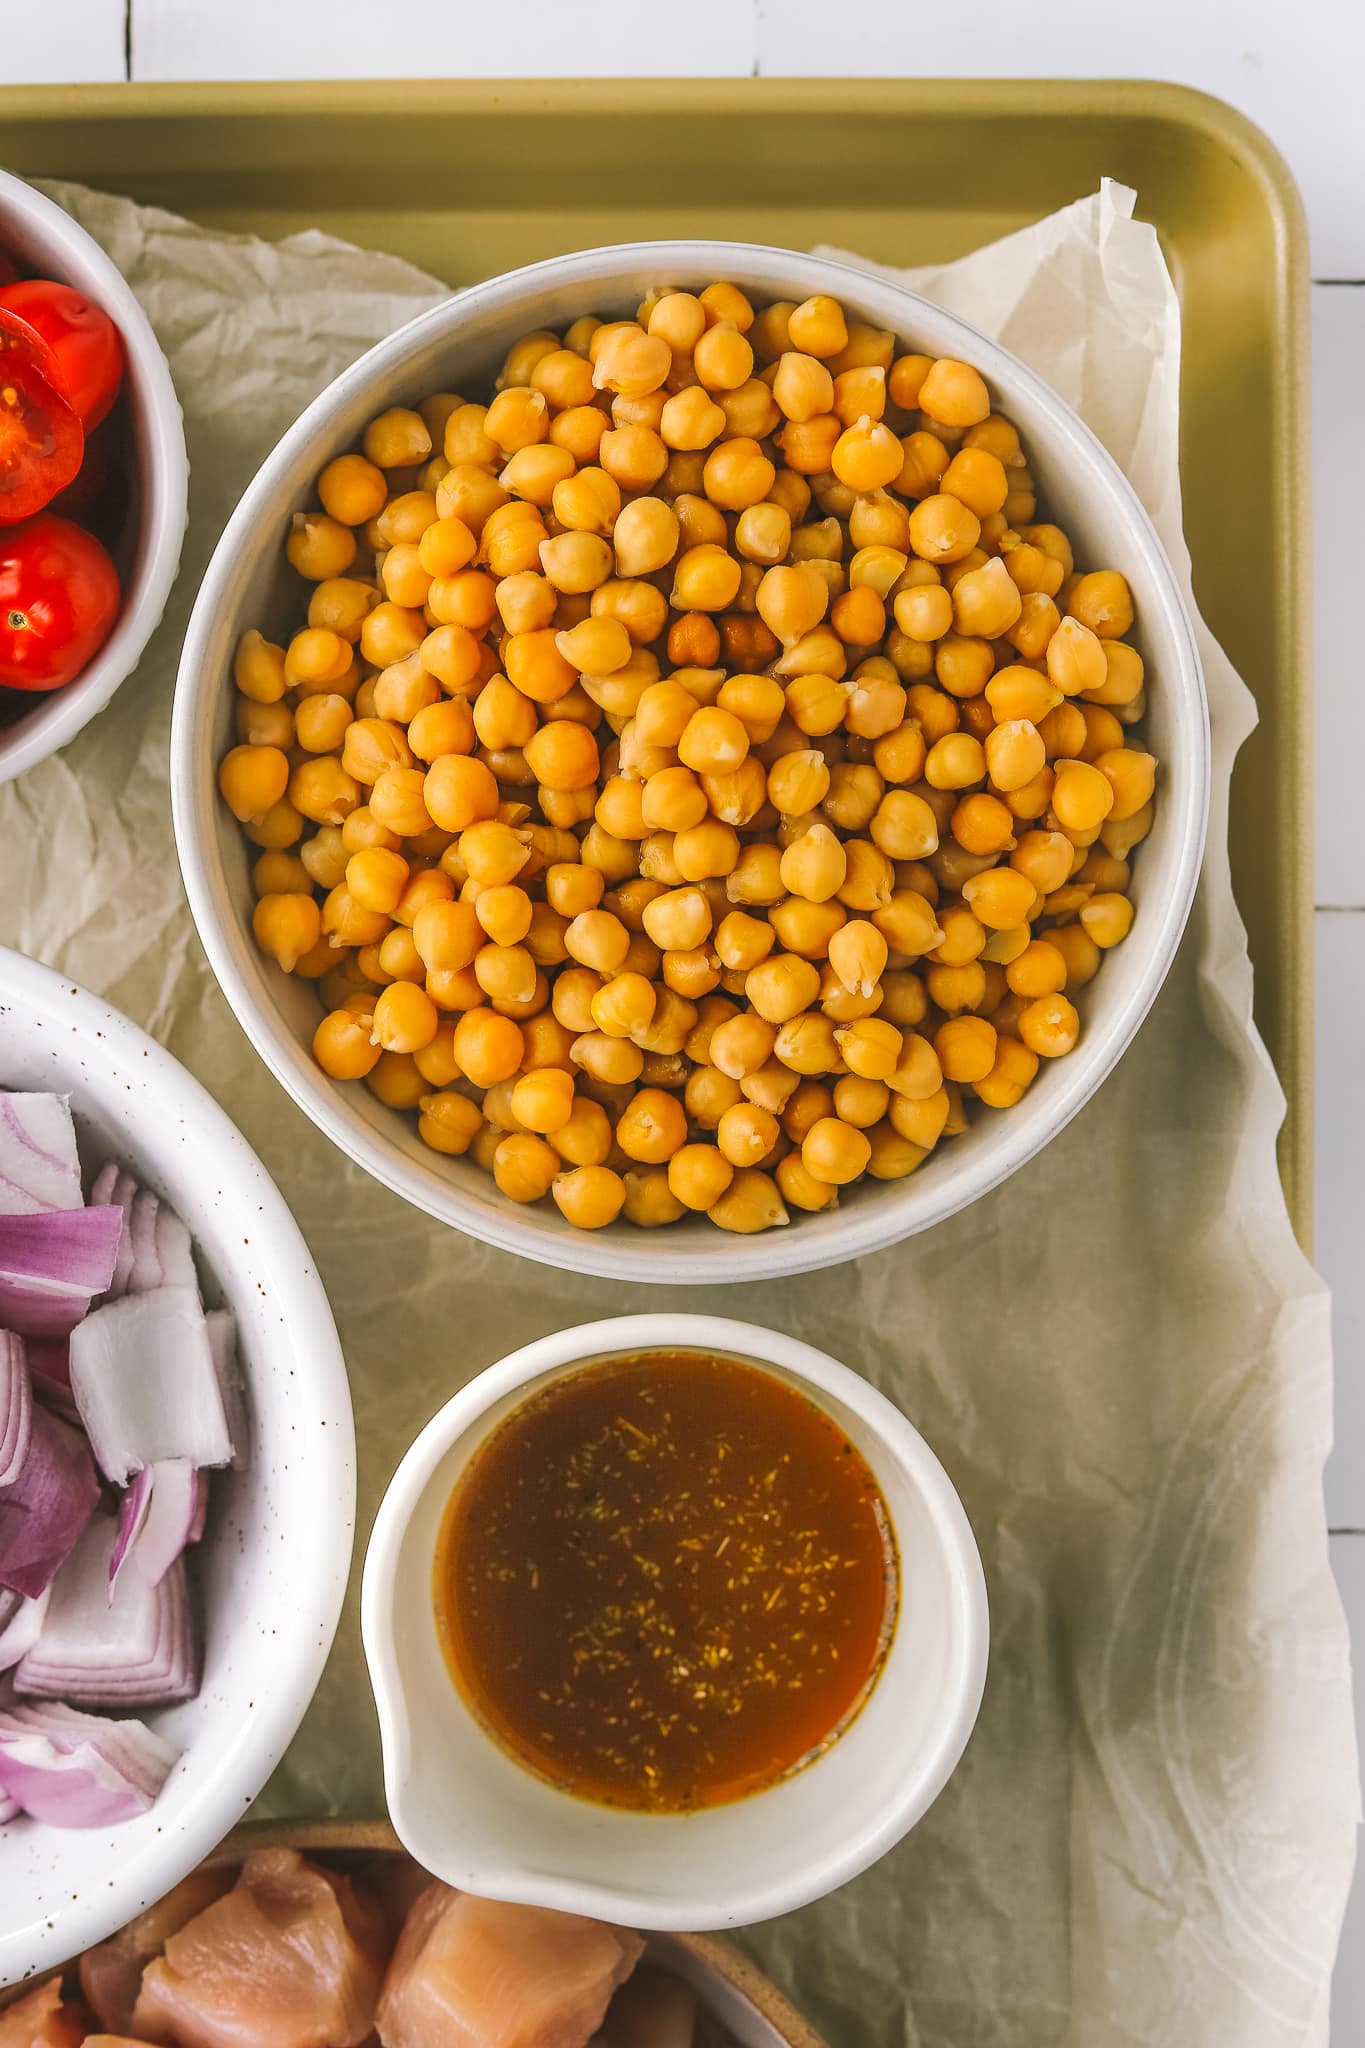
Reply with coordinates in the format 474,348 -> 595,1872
0,177 -> 1355,2048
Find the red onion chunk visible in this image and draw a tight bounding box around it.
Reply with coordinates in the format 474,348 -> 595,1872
109,1469 -> 154,1595
15,1512 -> 199,1706
154,1202 -> 196,1293
0,1586 -> 48,1670
0,1329 -> 33,1486
187,1469 -> 210,1546
205,1310 -> 248,1472
127,1462 -> 199,1588
93,1166 -> 197,1302
70,1286 -> 233,1484
0,1094 -> 81,1218
25,1334 -> 77,1423
0,1785 -> 17,1821
0,1406 -> 99,1599
0,1699 -> 179,1825
0,1206 -> 124,1338
92,1164 -> 138,1300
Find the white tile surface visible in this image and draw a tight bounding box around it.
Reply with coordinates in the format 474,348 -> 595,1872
131,0 -> 759,81
755,0 -> 1365,277
9,0 -> 127,82
1320,911 -> 1365,1532
1331,1536 -> 1365,2041
1314,288 -> 1365,909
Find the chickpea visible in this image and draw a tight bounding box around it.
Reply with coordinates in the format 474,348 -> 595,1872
1079,892 -> 1135,948
887,1089 -> 950,1150
701,1167 -> 785,1233
935,1015 -> 997,1083
779,822 -> 847,904
786,295 -> 848,359
925,733 -> 986,791
539,1094 -> 609,1169
940,445 -> 1009,518
551,1164 -> 626,1228
918,358 -> 991,427
700,436 -> 774,511
592,325 -> 671,398
313,1007 -> 383,1080
677,705 -> 750,776
952,792 -> 1017,857
720,841 -> 782,908
908,494 -> 981,564
610,1088 -> 685,1165
801,1117 -> 871,1186
692,319 -> 753,392
253,892 -> 323,975
952,557 -> 1022,639
1050,758 -> 1115,834
219,745 -> 289,824
962,866 -> 1037,930
1019,992 -> 1080,1058
895,430 -> 949,501
617,1165 -> 683,1228
769,898 -> 845,962
831,416 -> 903,493
234,629 -> 289,704
564,908 -> 631,975
744,954 -> 821,1025
371,980 -> 439,1055
755,562 -> 829,648
870,790 -> 940,861
287,512 -> 356,581
1046,615 -> 1108,696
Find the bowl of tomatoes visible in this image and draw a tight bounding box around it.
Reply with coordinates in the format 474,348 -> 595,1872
0,169 -> 188,784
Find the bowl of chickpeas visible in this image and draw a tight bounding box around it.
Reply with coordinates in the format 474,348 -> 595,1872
171,242 -> 1208,1281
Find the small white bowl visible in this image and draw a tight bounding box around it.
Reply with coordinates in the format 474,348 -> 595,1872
0,169 -> 188,784
361,1313 -> 987,1931
173,240 -> 1208,1283
0,946 -> 354,1985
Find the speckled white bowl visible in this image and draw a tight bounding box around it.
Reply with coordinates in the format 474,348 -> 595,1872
0,169 -> 188,784
0,946 -> 354,1987
173,240 -> 1208,1283
363,1314 -> 988,1930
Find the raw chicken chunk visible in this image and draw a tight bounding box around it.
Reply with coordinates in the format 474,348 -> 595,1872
130,1850 -> 387,2048
79,1870 -> 234,2033
376,1885 -> 642,2048
0,1980 -> 84,2048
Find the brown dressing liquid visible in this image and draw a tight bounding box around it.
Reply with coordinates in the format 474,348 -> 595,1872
433,1349 -> 898,1813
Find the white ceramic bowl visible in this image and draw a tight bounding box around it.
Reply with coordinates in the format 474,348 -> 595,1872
0,946 -> 354,1986
361,1313 -> 987,1930
173,240 -> 1209,1283
0,169 -> 188,784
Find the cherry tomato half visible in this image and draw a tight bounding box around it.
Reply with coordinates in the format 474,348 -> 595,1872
0,281 -> 123,431
0,514 -> 120,691
0,305 -> 60,384
0,324 -> 83,523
